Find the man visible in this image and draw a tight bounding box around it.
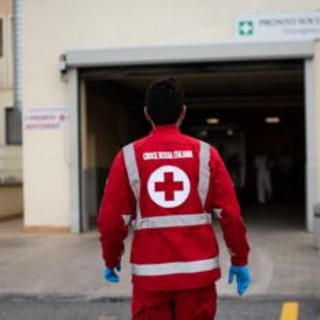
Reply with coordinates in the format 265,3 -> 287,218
254,152 -> 273,204
98,78 -> 251,319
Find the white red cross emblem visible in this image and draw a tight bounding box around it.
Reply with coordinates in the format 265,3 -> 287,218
147,165 -> 190,208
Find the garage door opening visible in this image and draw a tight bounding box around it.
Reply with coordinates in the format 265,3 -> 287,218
80,60 -> 305,231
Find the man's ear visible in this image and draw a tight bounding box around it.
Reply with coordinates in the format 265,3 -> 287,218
144,106 -> 152,122
144,107 -> 155,128
176,105 -> 187,127
180,105 -> 187,120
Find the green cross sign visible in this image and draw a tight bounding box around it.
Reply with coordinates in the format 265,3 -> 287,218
238,21 -> 254,36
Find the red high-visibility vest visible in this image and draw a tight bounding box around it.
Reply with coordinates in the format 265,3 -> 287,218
98,125 -> 250,291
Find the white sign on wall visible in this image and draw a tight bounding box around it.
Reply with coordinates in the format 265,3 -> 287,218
236,12 -> 320,42
24,107 -> 70,130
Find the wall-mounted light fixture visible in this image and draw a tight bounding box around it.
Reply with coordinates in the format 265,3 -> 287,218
265,117 -> 281,124
206,118 -> 220,125
227,129 -> 234,136
199,130 -> 208,138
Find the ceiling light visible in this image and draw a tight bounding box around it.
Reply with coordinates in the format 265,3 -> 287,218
206,118 -> 220,125
265,117 -> 281,124
227,129 -> 234,136
199,130 -> 208,138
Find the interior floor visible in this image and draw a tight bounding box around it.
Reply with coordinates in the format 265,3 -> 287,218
242,201 -> 305,230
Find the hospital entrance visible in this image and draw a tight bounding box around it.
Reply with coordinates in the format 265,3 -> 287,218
80,60 -> 305,231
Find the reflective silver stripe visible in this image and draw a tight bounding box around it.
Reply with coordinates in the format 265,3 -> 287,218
122,214 -> 131,226
134,213 -> 212,230
213,208 -> 223,219
132,257 -> 219,276
198,141 -> 210,207
123,144 -> 142,221
123,143 -> 140,200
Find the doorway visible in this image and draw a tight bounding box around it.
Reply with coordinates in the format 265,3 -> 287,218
79,60 -> 306,231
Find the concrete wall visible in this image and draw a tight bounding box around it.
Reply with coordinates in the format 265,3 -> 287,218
0,0 -> 11,15
86,84 -> 127,169
0,185 -> 23,219
82,83 -> 128,221
314,43 -> 320,208
0,89 -> 13,144
0,93 -> 23,218
23,0 -> 320,230
0,0 -> 13,89
0,145 -> 22,183
0,1 -> 23,220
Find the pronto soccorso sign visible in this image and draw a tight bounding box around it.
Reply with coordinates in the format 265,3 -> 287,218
235,12 -> 320,42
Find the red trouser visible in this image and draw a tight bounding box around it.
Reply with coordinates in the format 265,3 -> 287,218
132,283 -> 217,320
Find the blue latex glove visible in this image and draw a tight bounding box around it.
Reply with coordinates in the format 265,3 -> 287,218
228,265 -> 251,296
104,264 -> 121,283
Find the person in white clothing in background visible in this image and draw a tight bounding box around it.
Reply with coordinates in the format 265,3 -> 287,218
254,152 -> 273,204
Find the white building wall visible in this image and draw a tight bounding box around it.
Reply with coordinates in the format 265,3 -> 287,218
0,90 -> 21,186
0,0 -> 12,88
0,90 -> 12,144
0,0 -> 23,220
314,43 -> 320,207
23,0 -> 320,229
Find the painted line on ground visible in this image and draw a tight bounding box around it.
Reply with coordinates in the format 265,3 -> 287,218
280,302 -> 299,320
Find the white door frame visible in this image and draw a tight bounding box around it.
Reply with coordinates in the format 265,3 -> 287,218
304,59 -> 316,231
68,68 -> 81,233
66,41 -> 316,233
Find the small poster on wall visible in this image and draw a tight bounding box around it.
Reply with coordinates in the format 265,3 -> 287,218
24,107 -> 70,131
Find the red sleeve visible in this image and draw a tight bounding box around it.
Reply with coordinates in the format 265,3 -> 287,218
208,148 -> 250,266
97,150 -> 136,269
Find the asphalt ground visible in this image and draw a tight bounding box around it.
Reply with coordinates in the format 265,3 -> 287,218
1,204 -> 319,319
1,211 -> 320,299
0,296 -> 319,320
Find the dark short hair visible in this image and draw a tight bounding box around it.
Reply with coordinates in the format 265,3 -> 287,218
145,77 -> 185,125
